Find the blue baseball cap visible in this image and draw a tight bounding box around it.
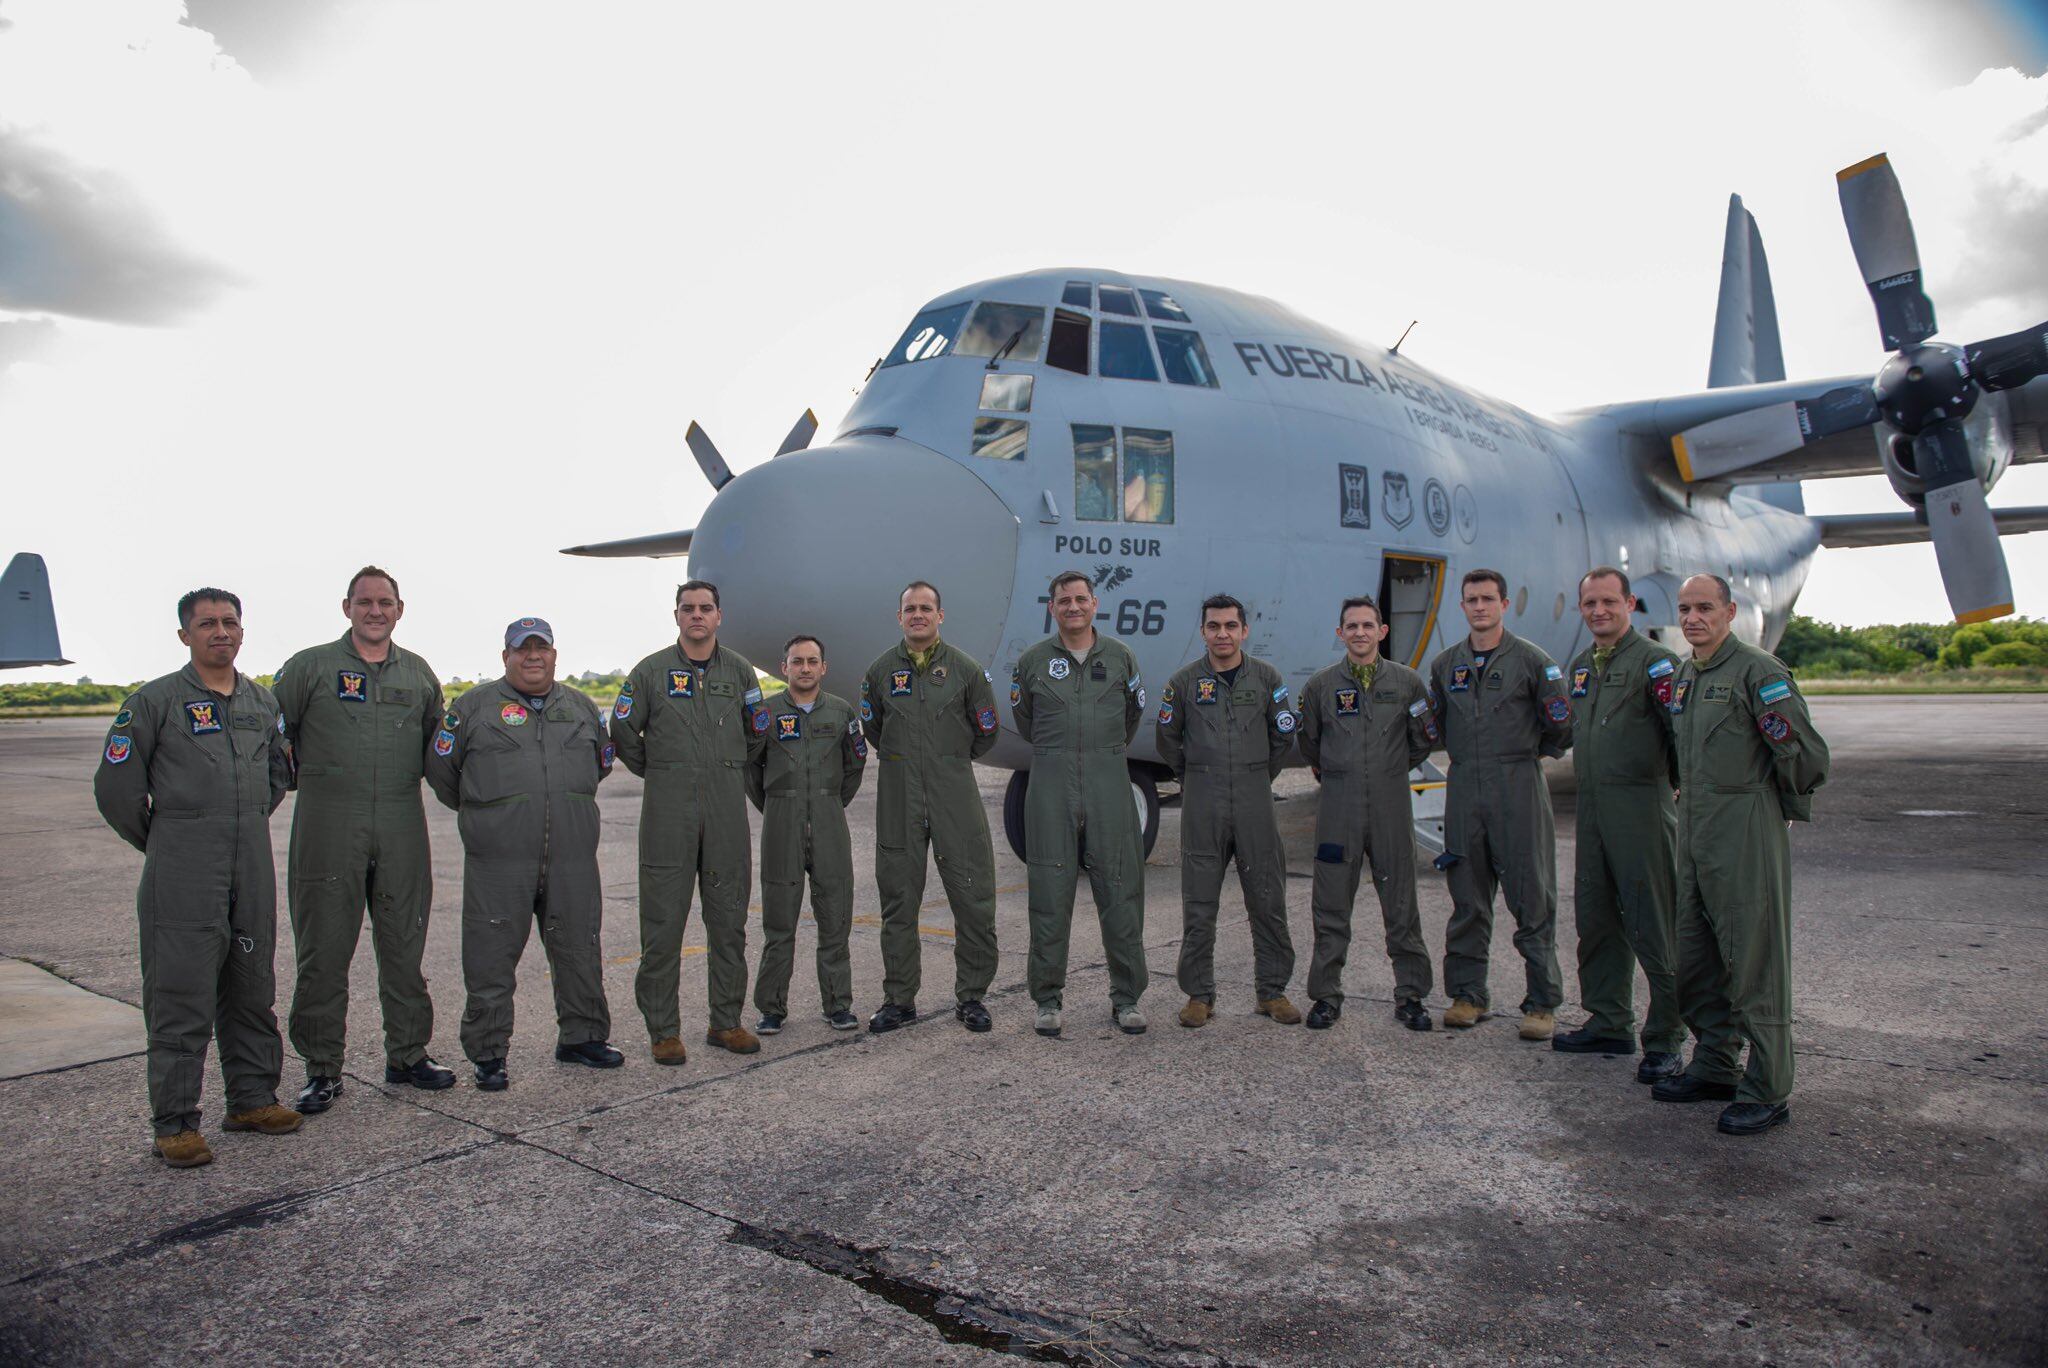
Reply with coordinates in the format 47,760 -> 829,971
504,616 -> 555,648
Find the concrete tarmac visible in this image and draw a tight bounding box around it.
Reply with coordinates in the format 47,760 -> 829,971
0,697 -> 2042,1365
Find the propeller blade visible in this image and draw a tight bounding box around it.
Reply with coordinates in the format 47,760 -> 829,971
1915,422 -> 2015,623
1966,322 -> 2048,393
774,409 -> 819,457
1837,154 -> 1937,350
1669,385 -> 1881,482
685,421 -> 734,490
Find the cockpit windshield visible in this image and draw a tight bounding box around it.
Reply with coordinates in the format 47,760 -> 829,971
880,302 -> 971,368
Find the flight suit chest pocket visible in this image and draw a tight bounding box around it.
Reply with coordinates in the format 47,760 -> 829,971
231,712 -> 273,764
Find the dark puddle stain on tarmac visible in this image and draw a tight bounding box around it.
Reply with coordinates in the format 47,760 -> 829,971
728,1224 -> 1249,1367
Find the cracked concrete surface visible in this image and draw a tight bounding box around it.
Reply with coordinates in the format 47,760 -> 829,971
1,697 -> 2043,1365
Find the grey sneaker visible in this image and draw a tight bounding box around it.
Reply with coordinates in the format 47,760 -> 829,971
1114,1005 -> 1148,1035
1034,1005 -> 1063,1037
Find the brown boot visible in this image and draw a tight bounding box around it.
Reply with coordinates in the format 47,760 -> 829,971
1442,998 -> 1486,1029
651,1036 -> 689,1066
1519,1009 -> 1557,1042
1177,997 -> 1211,1028
705,1026 -> 761,1055
153,1130 -> 213,1168
223,1103 -> 304,1135
1255,996 -> 1304,1026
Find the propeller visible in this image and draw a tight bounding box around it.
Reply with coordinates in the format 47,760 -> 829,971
1669,153 -> 2048,622
687,409 -> 819,489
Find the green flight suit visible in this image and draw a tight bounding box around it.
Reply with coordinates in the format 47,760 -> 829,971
1011,634 -> 1148,1012
747,690 -> 866,1017
1297,657 -> 1438,1006
94,667 -> 292,1137
1669,637 -> 1829,1105
425,678 -> 614,1062
612,643 -> 770,1038
1155,654 -> 1295,1003
1567,628 -> 1684,1051
1428,629 -> 1573,1013
860,639 -> 1002,1007
274,634 -> 444,1076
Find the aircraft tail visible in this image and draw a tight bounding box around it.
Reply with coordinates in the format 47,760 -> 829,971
1710,194 -> 1804,514
0,553 -> 69,668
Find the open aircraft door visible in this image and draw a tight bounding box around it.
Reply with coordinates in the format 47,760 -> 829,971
1375,551 -> 1448,856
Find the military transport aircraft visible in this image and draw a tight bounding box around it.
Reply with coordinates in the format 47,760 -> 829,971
566,155 -> 2047,858
0,553 -> 67,670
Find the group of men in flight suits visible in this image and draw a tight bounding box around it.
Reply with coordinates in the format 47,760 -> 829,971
93,560 -> 1827,1169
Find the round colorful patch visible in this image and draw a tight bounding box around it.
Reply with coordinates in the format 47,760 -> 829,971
112,709 -> 133,729
1275,710 -> 1297,734
1758,711 -> 1791,742
1545,696 -> 1571,723
501,702 -> 529,727
1048,657 -> 1071,681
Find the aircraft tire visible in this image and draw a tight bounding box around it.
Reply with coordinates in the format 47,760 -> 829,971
1001,767 -> 1162,863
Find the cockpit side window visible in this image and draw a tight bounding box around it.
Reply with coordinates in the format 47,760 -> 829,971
1072,425 -> 1118,522
1098,285 -> 1141,317
1139,289 -> 1191,323
1098,321 -> 1159,382
1046,309 -> 1090,375
880,302 -> 971,368
955,303 -> 1046,362
1154,328 -> 1218,388
1122,428 -> 1175,524
971,417 -> 1028,461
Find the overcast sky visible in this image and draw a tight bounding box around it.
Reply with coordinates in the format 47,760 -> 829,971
2,0 -> 2046,683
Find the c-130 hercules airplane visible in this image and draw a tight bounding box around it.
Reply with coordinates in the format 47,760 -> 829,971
567,155 -> 2048,858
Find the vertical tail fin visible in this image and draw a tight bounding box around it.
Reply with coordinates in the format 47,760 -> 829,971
0,553 -> 69,668
1710,193 -> 1803,513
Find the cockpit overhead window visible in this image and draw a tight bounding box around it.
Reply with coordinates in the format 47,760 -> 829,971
1046,308 -> 1090,375
1098,321 -> 1159,382
1139,289 -> 1191,323
971,417 -> 1028,461
1097,285 -> 1141,317
880,302 -> 971,368
1122,428 -> 1175,524
955,303 -> 1046,362
1072,425 -> 1118,522
1154,327 -> 1219,388
1061,281 -> 1094,308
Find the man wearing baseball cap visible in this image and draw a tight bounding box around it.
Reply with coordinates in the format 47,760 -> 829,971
425,617 -> 622,1090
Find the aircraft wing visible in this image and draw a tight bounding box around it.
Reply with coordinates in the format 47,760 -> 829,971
1818,504 -> 2048,548
0,553 -> 69,668
560,528 -> 695,558
1574,372 -> 2048,485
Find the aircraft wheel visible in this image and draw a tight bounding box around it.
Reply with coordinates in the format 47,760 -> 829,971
1001,765 -> 1163,862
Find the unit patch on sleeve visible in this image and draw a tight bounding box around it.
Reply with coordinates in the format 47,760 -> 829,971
613,689 -> 633,720
1157,703 -> 1174,726
861,698 -> 875,722
750,706 -> 771,734
185,701 -> 222,734
112,709 -> 133,729
337,671 -> 368,702
1758,711 -> 1791,742
432,729 -> 455,756
1275,710 -> 1297,734
976,706 -> 998,734
104,734 -> 133,764
1544,696 -> 1571,723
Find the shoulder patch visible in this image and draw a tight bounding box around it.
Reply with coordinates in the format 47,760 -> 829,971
1407,697 -> 1429,717
1274,709 -> 1297,734
612,690 -> 633,720
104,734 -> 133,765
1758,710 -> 1791,742
1543,664 -> 1563,681
976,706 -> 998,734
1647,657 -> 1675,679
744,686 -> 764,705
1758,678 -> 1793,705
432,729 -> 455,756
1545,696 -> 1571,723
1271,685 -> 1288,704
112,709 -> 133,729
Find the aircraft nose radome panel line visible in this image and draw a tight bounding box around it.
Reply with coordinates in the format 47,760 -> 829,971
0,552 -> 69,669
1669,153 -> 2048,624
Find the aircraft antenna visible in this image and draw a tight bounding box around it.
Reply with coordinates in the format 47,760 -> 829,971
1390,320 -> 1418,355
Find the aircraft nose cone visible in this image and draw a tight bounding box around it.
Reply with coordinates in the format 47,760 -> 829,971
686,436 -> 1021,674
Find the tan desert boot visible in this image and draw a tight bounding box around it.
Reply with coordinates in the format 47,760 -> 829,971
1442,999 -> 1486,1029
705,1026 -> 761,1055
1255,996 -> 1304,1025
223,1103 -> 304,1135
153,1130 -> 214,1168
651,1036 -> 689,1066
1177,998 -> 1212,1028
1519,1010 -> 1557,1042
